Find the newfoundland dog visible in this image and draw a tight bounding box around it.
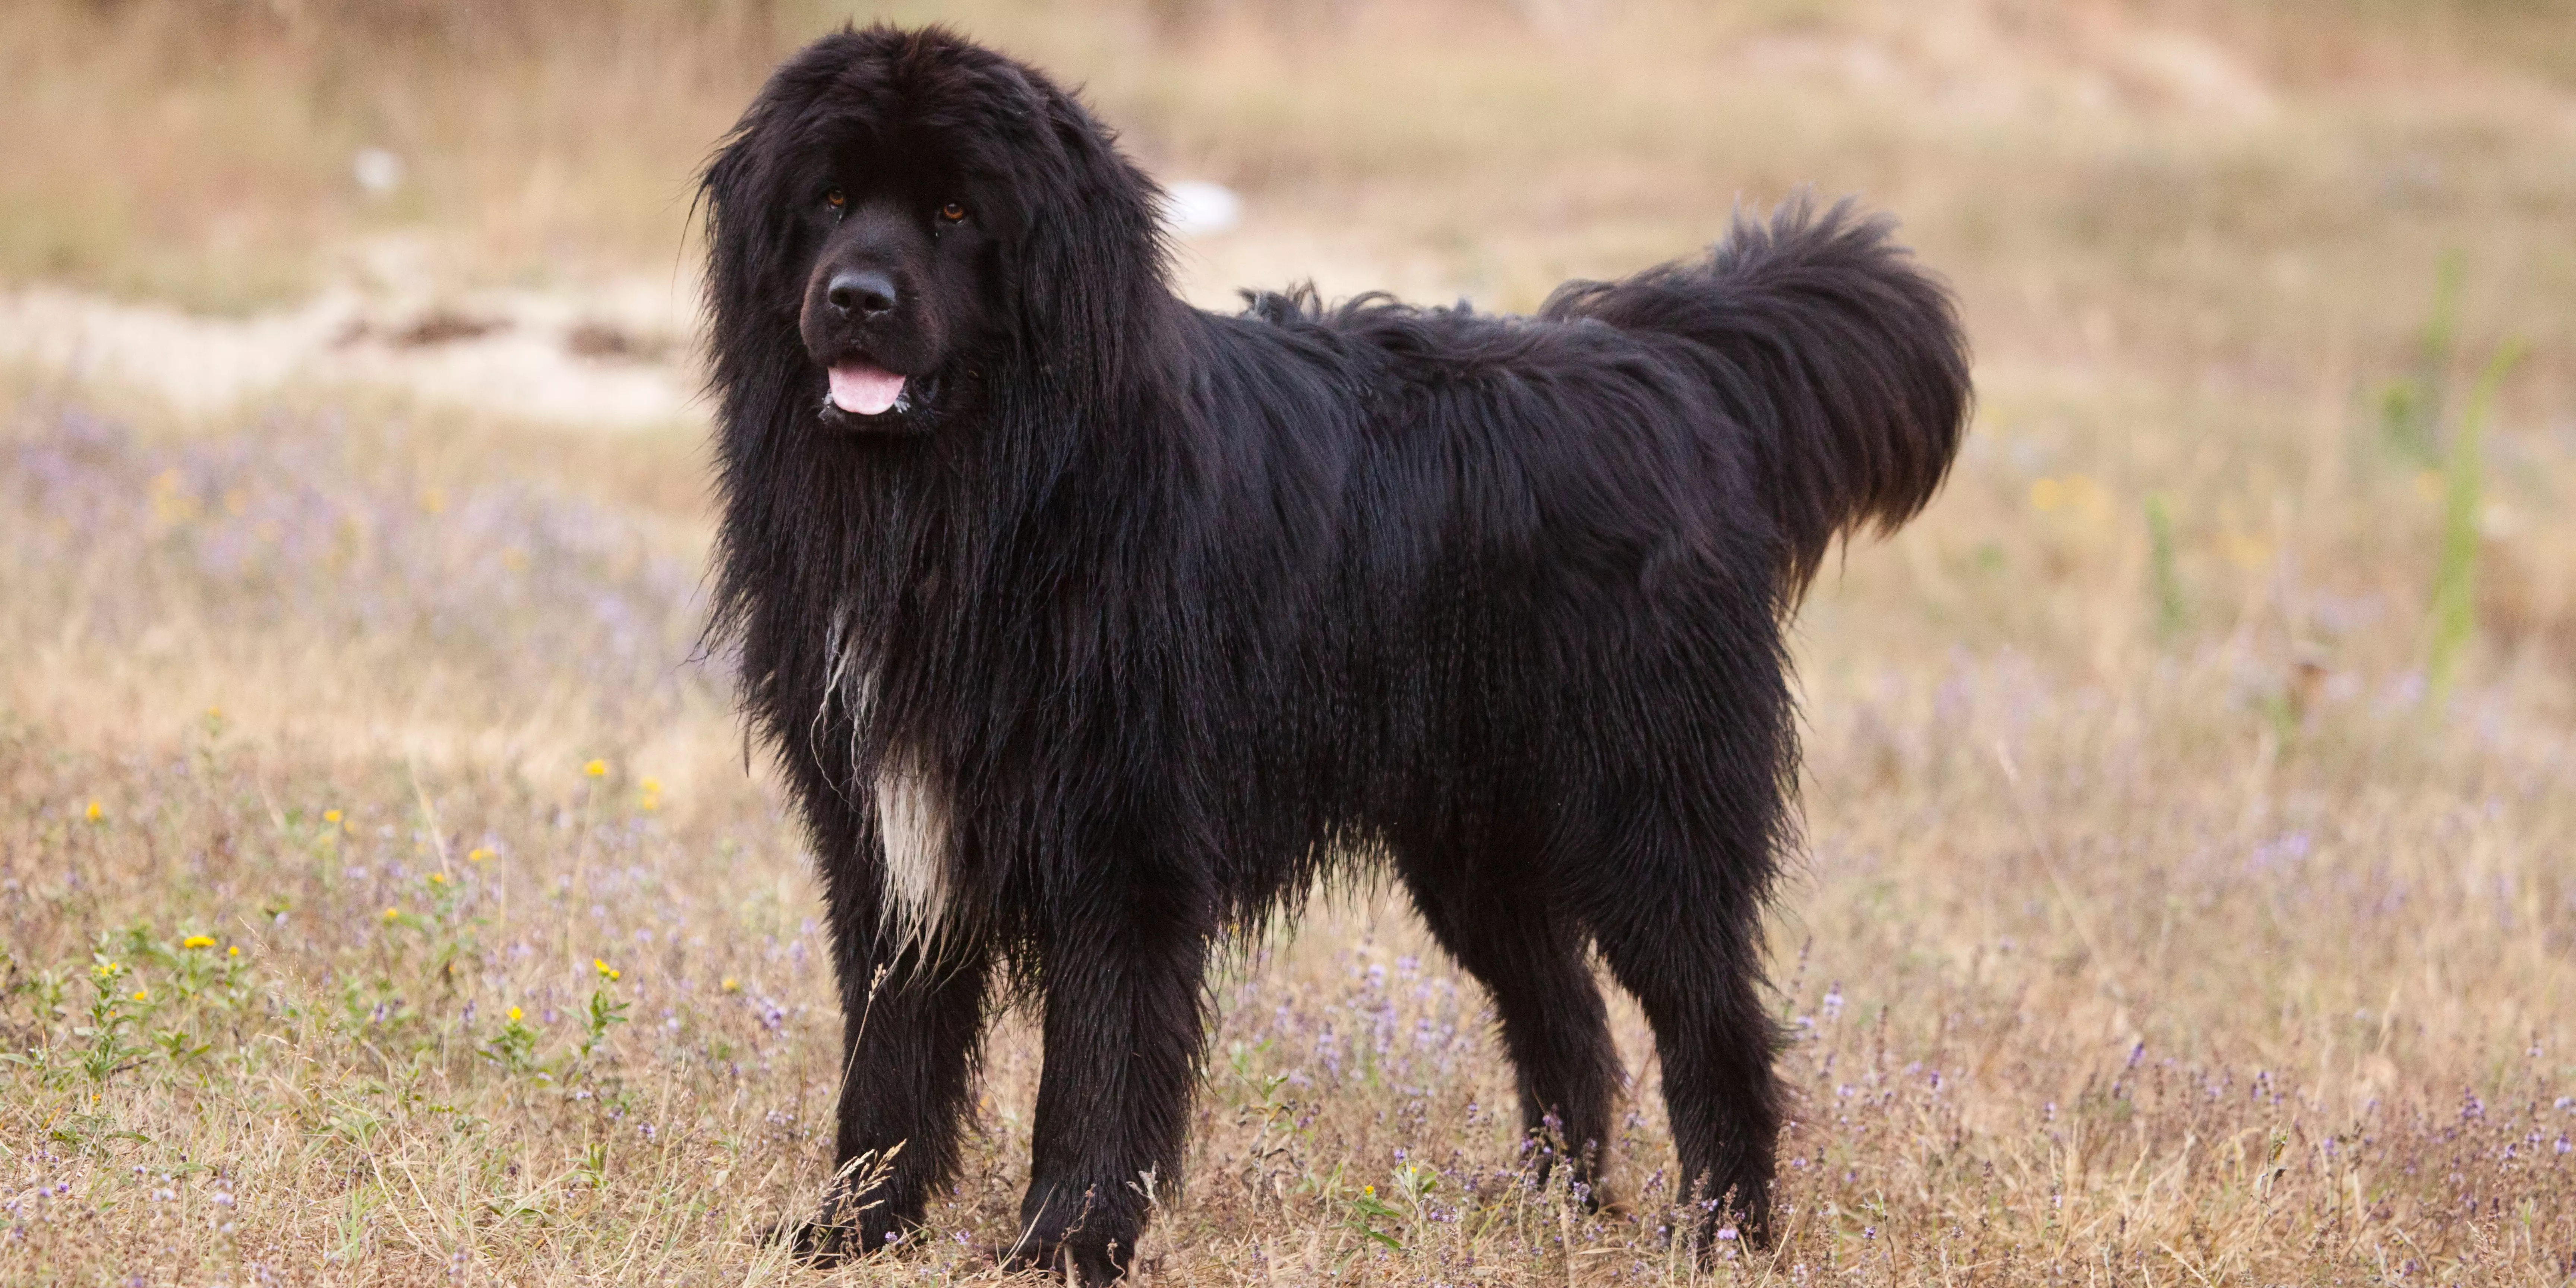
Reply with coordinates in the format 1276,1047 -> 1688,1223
701,24 -> 1968,1280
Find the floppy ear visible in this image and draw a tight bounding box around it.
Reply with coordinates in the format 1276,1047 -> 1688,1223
1004,82 -> 1172,404
700,108 -> 799,346
698,77 -> 833,449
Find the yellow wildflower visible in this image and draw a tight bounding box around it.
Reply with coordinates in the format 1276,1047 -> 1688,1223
2217,529 -> 2274,572
147,468 -> 197,523
584,759 -> 608,778
182,935 -> 215,950
85,801 -> 103,822
94,960 -> 121,979
132,989 -> 149,1003
323,809 -> 342,823
381,907 -> 400,923
467,847 -> 495,863
641,777 -> 663,795
228,946 -> 242,958
507,1006 -> 524,1022
721,977 -> 741,992
429,872 -> 450,886
593,958 -> 621,982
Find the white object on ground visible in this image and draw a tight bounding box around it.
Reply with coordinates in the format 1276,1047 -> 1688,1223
353,148 -> 406,197
1162,180 -> 1242,237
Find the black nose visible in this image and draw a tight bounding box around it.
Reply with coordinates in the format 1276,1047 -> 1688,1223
827,269 -> 897,318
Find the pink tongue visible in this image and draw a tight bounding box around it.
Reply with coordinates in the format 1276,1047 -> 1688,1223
828,362 -> 907,416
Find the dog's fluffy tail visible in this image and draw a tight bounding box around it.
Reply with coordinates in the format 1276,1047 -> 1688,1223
1543,195 -> 1972,602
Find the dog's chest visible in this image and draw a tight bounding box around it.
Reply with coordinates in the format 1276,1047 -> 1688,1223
824,624 -> 954,944
872,751 -> 951,943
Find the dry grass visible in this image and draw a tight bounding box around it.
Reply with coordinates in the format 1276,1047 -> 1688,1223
5,1 -> 2576,1284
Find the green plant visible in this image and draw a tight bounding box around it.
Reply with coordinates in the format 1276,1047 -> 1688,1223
576,973 -> 629,1066
2426,338 -> 2524,693
73,950 -> 148,1085
2378,251 -> 2464,466
483,1004 -> 540,1074
1344,1182 -> 1406,1252
2144,492 -> 2184,639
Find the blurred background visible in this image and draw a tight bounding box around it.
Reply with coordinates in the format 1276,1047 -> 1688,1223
3,2 -> 2573,1283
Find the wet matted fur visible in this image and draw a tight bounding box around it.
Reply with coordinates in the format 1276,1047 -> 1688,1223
700,24 -> 1970,1281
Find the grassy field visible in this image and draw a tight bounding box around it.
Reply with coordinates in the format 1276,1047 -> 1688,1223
4,0 -> 2576,1283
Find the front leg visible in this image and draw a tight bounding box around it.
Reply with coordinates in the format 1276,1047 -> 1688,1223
798,927 -> 994,1259
1013,872 -> 1213,1281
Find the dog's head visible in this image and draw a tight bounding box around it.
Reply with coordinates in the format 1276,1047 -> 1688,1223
702,25 -> 1171,438
789,142 -> 1002,433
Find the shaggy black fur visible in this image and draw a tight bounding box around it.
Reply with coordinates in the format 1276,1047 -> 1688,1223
701,25 -> 1970,1281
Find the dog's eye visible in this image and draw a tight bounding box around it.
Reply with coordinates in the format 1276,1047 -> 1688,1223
824,189 -> 846,210
937,202 -> 968,223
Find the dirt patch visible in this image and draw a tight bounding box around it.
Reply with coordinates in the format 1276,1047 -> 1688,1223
0,253 -> 703,429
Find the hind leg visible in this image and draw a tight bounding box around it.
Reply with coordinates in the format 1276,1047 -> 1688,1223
1587,881 -> 1780,1246
1552,606 -> 1792,1247
1396,851 -> 1619,1188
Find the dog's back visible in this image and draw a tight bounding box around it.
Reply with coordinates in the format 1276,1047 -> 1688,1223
1205,195 -> 1967,617
1168,196 -> 1969,944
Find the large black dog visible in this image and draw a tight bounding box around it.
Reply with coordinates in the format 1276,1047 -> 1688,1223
701,24 -> 1968,1280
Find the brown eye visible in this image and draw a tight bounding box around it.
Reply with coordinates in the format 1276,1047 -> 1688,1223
824,189 -> 846,210
938,202 -> 967,223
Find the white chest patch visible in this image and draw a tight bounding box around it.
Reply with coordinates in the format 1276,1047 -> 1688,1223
822,615 -> 955,950
872,749 -> 951,947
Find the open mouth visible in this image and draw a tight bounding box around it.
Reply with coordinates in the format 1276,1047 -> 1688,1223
820,358 -> 938,430
829,360 -> 908,415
